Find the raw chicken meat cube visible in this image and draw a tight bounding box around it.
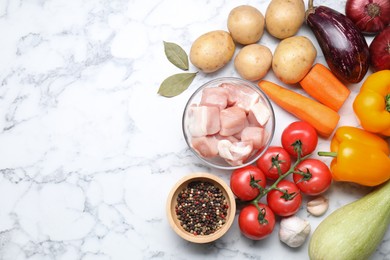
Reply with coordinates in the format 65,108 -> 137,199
187,105 -> 220,137
220,83 -> 260,112
241,126 -> 265,149
191,136 -> 218,158
219,106 -> 246,136
249,100 -> 271,126
200,87 -> 229,110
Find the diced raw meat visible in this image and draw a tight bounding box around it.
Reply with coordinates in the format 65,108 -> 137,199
249,100 -> 271,126
217,139 -> 234,161
246,111 -> 261,126
247,110 -> 260,126
220,83 -> 260,112
220,83 -> 239,106
219,106 -> 246,136
200,87 -> 229,110
217,140 -> 254,166
237,92 -> 259,112
191,136 -> 219,158
227,141 -> 254,166
241,126 -> 265,149
262,130 -> 270,147
187,105 -> 220,137
233,118 -> 249,140
215,134 -> 239,143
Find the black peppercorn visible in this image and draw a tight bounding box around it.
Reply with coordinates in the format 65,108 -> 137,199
175,181 -> 229,235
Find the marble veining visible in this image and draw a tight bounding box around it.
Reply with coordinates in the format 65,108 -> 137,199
0,0 -> 388,259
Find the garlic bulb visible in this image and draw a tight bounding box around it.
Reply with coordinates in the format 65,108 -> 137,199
279,216 -> 311,248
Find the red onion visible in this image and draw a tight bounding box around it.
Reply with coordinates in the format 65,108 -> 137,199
345,0 -> 390,34
369,26 -> 390,71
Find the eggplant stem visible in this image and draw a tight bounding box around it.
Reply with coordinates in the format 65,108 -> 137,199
308,0 -> 314,10
306,0 -> 315,20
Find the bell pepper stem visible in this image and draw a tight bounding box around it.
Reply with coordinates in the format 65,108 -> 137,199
318,151 -> 337,157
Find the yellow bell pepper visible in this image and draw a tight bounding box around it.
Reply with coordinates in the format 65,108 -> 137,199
353,70 -> 390,136
319,126 -> 390,186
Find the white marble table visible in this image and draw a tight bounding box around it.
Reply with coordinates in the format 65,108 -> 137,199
0,0 -> 388,259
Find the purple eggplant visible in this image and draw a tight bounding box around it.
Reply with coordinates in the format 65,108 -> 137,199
306,4 -> 369,83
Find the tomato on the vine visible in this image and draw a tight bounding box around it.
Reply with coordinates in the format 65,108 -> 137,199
281,121 -> 318,157
257,146 -> 292,180
266,180 -> 302,217
238,203 -> 275,240
294,158 -> 332,196
230,165 -> 266,201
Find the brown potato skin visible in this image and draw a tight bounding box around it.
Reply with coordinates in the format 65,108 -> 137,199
234,44 -> 272,81
265,0 -> 305,39
272,36 -> 317,84
190,30 -> 235,73
227,5 -> 265,45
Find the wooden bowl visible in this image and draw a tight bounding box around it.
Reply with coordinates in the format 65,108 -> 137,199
166,172 -> 236,243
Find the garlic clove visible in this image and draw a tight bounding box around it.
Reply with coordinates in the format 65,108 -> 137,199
279,216 -> 311,248
307,196 -> 329,216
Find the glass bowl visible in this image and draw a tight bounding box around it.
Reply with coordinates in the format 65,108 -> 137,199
182,77 -> 275,170
166,172 -> 236,243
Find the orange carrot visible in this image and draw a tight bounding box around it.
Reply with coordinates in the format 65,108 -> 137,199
258,80 -> 340,137
299,63 -> 350,112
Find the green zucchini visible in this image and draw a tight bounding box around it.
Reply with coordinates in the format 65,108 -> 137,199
309,180 -> 390,260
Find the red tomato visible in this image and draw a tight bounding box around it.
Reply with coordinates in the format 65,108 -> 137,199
294,158 -> 332,196
266,180 -> 302,217
281,121 -> 318,157
230,165 -> 266,201
256,146 -> 292,180
238,203 -> 276,240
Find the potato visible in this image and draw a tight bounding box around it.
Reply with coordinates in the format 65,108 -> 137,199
272,36 -> 317,84
234,44 -> 272,81
227,5 -> 265,45
265,0 -> 305,39
190,30 -> 235,73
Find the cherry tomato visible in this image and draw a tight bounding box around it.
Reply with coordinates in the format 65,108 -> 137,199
238,203 -> 275,240
256,146 -> 292,180
230,165 -> 266,201
266,180 -> 302,217
294,158 -> 332,196
281,121 -> 318,157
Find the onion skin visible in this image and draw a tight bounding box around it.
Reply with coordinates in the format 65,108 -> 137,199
369,26 -> 390,71
346,0 -> 390,34
306,6 -> 369,83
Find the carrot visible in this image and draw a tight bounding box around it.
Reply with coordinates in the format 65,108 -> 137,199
299,63 -> 350,112
258,80 -> 340,137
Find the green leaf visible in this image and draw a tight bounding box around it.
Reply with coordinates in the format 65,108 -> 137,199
158,72 -> 197,97
163,41 -> 189,71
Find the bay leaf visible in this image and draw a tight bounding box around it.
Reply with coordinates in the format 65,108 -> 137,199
158,72 -> 197,97
163,41 -> 189,71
